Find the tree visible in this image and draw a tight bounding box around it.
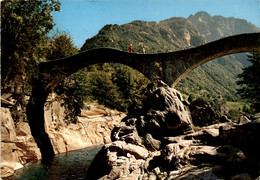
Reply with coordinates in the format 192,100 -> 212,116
1,0 -> 60,93
237,52 -> 260,112
188,94 -> 196,103
89,70 -> 123,111
1,0 -> 60,122
46,32 -> 79,60
112,65 -> 149,112
55,69 -> 90,124
46,32 -> 85,123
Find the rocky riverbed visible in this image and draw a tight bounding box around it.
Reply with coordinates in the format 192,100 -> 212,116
86,80 -> 260,180
1,96 -> 124,179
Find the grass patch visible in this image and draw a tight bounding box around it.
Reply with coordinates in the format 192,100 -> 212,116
226,101 -> 247,111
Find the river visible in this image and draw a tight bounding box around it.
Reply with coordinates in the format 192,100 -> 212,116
4,145 -> 102,180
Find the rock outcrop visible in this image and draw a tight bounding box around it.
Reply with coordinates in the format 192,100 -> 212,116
86,81 -> 260,180
189,99 -> 220,127
1,94 -> 124,178
1,108 -> 41,178
44,95 -> 124,154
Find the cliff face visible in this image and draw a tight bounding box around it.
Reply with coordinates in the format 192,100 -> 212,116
44,93 -> 125,154
1,94 -> 124,178
188,11 -> 260,42
1,108 -> 41,178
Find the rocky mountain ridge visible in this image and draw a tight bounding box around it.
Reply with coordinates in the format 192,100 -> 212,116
188,11 -> 260,42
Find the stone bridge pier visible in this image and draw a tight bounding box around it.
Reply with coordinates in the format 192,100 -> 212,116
28,33 -> 259,160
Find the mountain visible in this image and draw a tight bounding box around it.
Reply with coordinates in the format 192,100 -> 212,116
188,11 -> 260,42
81,17 -> 205,52
177,11 -> 260,101
81,11 -> 260,102
188,11 -> 260,67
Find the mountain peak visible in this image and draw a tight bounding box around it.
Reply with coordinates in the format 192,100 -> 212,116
188,11 -> 260,42
189,11 -> 211,19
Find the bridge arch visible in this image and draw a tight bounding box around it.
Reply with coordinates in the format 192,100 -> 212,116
28,33 -> 260,160
39,49 -> 151,93
40,33 -> 260,93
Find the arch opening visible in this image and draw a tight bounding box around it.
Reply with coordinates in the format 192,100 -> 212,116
51,62 -> 150,115
36,62 -> 150,156
175,52 -> 252,122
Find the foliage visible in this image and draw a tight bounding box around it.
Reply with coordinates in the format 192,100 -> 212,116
1,0 -> 60,88
46,32 -> 79,60
1,0 -> 60,122
242,104 -> 254,114
176,56 -> 243,103
55,70 -> 90,124
83,64 -> 149,113
226,109 -> 241,122
46,32 -> 81,123
226,101 -> 247,112
88,69 -> 123,110
188,94 -> 196,103
81,18 -> 205,53
191,97 -> 209,107
237,52 -> 260,112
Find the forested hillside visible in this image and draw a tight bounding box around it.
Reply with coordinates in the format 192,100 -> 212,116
81,17 -> 205,52
81,11 -> 260,104
177,11 -> 260,101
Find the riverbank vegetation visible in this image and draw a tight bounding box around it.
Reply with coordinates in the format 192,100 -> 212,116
1,0 -> 61,122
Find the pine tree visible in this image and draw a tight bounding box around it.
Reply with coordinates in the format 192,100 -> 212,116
237,52 -> 260,112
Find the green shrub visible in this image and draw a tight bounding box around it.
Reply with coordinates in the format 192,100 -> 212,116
226,109 -> 241,122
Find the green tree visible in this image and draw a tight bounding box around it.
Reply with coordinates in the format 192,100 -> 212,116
46,32 -> 85,123
242,104 -> 253,114
112,65 -> 149,112
1,0 -> 60,122
226,109 -> 240,122
46,32 -> 78,60
55,69 -> 90,124
188,94 -> 196,103
1,0 -> 60,91
237,52 -> 260,112
89,70 -> 123,110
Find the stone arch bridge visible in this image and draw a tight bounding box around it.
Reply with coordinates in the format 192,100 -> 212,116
40,33 -> 260,93
28,33 -> 260,160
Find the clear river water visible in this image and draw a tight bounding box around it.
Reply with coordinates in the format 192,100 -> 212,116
4,145 -> 102,180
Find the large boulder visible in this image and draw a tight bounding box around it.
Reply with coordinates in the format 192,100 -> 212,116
189,100 -> 220,127
140,80 -> 194,138
85,141 -> 147,180
86,81 -> 260,179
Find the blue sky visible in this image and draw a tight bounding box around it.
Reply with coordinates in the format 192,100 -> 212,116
52,0 -> 260,48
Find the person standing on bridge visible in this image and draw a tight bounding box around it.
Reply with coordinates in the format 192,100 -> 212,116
142,46 -> 146,54
128,44 -> 133,52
